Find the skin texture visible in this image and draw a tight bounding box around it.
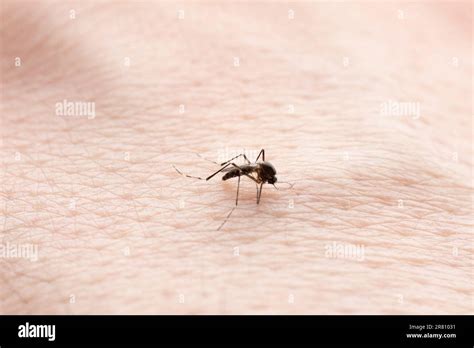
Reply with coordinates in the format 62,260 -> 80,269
0,1 -> 472,314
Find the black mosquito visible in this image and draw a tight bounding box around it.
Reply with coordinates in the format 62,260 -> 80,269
173,149 -> 280,230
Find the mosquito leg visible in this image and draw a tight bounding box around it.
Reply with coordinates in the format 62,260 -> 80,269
195,152 -> 220,166
255,149 -> 265,162
257,183 -> 263,204
206,162 -> 233,181
235,176 -> 241,206
220,153 -> 251,166
217,206 -> 236,231
172,165 -> 205,180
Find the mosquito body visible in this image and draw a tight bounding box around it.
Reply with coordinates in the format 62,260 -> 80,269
173,149 -> 281,230
221,161 -> 277,185
174,149 -> 276,205
216,160 -> 277,205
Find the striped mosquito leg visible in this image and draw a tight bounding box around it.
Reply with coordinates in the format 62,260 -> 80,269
172,165 -> 205,180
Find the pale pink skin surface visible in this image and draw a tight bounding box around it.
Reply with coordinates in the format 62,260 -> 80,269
0,1 -> 472,314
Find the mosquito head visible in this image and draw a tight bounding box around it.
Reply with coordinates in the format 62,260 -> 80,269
260,161 -> 277,185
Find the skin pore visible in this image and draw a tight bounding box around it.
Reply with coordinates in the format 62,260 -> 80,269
0,1 -> 472,314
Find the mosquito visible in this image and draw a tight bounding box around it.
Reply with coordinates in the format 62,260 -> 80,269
173,149 -> 280,230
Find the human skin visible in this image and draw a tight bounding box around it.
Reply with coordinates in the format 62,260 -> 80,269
0,1 -> 472,314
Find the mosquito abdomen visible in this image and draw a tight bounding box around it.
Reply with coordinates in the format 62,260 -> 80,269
222,169 -> 240,181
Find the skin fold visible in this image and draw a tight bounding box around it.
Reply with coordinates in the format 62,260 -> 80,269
0,1 -> 472,314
